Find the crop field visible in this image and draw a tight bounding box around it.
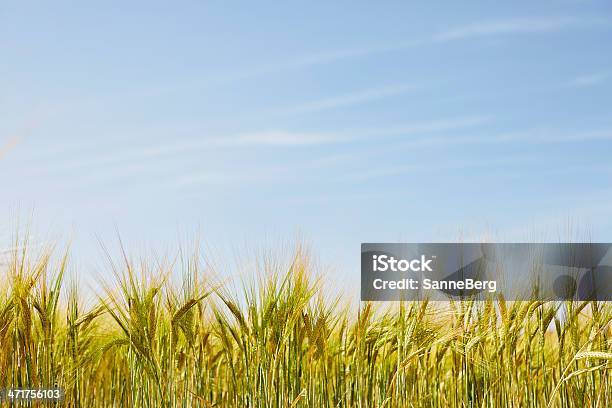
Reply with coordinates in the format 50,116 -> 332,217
0,242 -> 610,407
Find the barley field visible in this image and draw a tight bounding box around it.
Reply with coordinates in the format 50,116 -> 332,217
0,242 -> 610,407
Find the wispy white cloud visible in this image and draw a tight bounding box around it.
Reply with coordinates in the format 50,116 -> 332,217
49,115 -> 489,173
20,119 -> 612,189
134,16 -> 611,96
175,165 -> 296,187
136,131 -> 349,160
175,172 -> 241,187
219,130 -> 345,146
17,115 -> 490,191
431,16 -> 604,42
308,126 -> 612,173
486,128 -> 612,144
183,116 -> 490,150
358,116 -> 490,137
386,127 -> 612,149
568,73 -> 608,87
277,83 -> 420,115
245,17 -> 611,77
335,154 -> 539,182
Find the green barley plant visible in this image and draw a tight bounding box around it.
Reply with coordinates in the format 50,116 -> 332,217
0,238 -> 610,407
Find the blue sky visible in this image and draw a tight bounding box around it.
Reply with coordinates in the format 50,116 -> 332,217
1,2 -> 612,294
